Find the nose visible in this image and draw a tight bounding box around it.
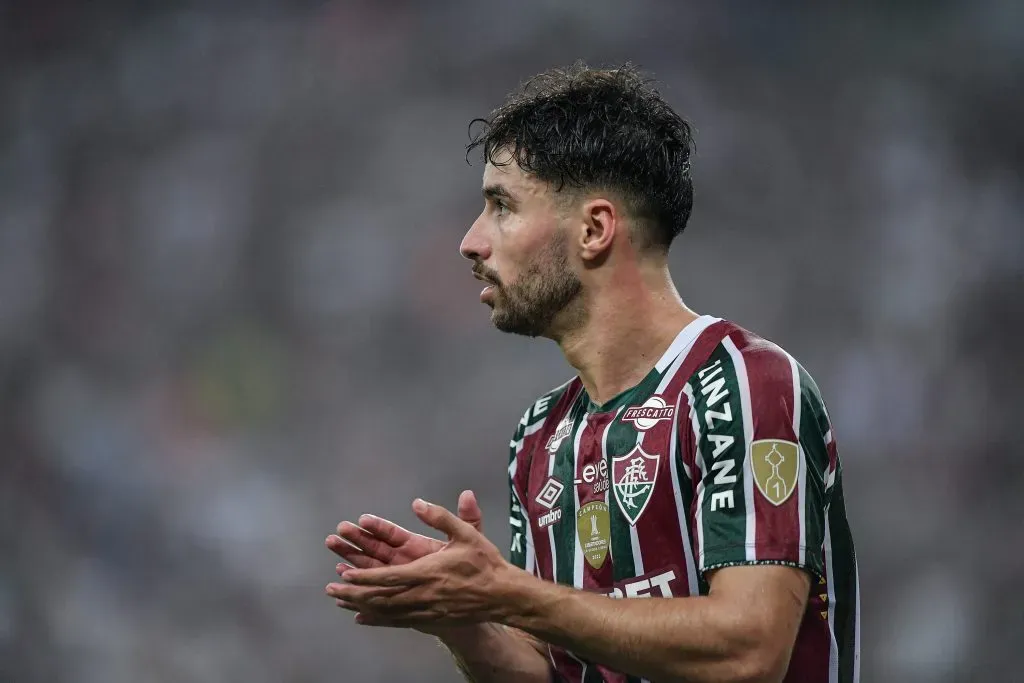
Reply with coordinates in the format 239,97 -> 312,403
459,214 -> 492,262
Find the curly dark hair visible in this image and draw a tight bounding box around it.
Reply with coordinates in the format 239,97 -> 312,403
467,62 -> 695,252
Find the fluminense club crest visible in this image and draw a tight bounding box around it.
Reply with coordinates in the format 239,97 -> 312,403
620,396 -> 675,431
611,445 -> 660,525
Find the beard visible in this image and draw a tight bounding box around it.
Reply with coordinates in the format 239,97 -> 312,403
484,236 -> 583,338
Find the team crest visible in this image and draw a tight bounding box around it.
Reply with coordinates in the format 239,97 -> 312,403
620,396 -> 675,431
611,446 -> 660,525
750,440 -> 799,506
576,501 -> 610,569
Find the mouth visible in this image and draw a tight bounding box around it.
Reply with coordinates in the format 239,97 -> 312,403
473,270 -> 497,287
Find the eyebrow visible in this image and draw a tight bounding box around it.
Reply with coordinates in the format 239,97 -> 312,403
482,184 -> 516,203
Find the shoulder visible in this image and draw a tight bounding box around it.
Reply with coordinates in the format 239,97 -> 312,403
688,324 -> 808,394
510,376 -> 580,443
685,323 -> 830,423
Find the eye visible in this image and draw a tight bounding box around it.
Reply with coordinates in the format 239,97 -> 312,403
493,200 -> 509,216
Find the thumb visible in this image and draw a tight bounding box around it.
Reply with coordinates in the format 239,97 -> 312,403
457,490 -> 483,532
413,499 -> 476,542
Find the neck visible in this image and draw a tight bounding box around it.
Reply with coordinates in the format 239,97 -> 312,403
554,264 -> 698,407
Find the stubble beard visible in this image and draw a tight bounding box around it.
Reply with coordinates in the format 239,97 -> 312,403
488,238 -> 583,338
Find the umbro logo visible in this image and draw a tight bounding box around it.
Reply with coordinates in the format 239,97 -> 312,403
535,477 -> 564,510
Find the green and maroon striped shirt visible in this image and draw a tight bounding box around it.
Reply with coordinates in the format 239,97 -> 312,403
508,316 -> 860,683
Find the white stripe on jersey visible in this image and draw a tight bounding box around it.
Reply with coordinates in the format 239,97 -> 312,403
572,416 -> 587,589
630,431 -> 647,576
824,429 -> 838,492
787,352 -> 807,566
824,514 -> 839,683
668,389 -> 699,593
601,408 -> 619,564
512,418 -> 548,454
655,315 -> 720,373
508,457 -> 536,575
722,336 -> 756,561
546,428 -> 559,584
683,382 -> 707,570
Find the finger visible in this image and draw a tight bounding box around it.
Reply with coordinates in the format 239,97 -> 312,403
337,552 -> 381,571
326,534 -> 389,567
341,565 -> 420,588
335,599 -> 360,612
326,582 -> 406,603
457,490 -> 483,532
354,611 -> 445,627
413,499 -> 477,542
356,515 -> 414,549
334,523 -> 397,562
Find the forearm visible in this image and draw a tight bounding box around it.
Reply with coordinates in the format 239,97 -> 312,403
437,623 -> 553,683
500,574 -> 789,683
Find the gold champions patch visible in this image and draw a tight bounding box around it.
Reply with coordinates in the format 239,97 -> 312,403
750,439 -> 799,506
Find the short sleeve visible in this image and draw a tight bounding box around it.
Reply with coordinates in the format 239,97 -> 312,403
687,338 -> 828,581
508,408 -> 535,573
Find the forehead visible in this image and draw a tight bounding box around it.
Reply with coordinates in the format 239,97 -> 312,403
482,152 -> 551,203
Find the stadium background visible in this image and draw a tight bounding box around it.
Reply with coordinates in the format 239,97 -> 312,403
1,2 -> 1022,681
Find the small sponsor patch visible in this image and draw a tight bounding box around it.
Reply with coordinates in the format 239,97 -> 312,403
574,458 -> 609,495
620,396 -> 675,431
576,501 -> 610,569
535,477 -> 564,510
750,439 -> 799,506
611,446 -> 660,525
545,416 -> 574,454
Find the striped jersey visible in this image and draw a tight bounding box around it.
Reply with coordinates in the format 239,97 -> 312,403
507,316 -> 860,683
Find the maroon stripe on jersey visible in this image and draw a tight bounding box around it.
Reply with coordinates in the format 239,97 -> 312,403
736,332 -> 802,559
519,379 -> 582,582
826,438 -> 838,482
783,577 -> 832,682
633,322 -> 737,584
595,666 -> 628,683
579,412 -> 615,593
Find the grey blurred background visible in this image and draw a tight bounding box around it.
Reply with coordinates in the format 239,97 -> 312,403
1,2 -> 1022,681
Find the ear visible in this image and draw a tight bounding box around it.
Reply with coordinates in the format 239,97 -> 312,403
577,198 -> 617,262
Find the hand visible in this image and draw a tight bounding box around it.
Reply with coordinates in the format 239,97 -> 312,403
326,490 -> 483,570
325,497 -> 519,629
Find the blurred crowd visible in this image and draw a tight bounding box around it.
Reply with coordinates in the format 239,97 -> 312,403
1,2 -> 1022,681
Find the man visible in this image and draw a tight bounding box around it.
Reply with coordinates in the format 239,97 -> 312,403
325,63 -> 860,683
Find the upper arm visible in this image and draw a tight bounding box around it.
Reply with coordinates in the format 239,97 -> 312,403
706,564 -> 810,680
689,338 -> 829,581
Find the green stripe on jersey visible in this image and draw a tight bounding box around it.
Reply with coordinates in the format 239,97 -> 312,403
605,412 -> 641,582
690,344 -> 748,569
829,479 -> 859,683
552,413 -> 585,586
796,364 -> 829,579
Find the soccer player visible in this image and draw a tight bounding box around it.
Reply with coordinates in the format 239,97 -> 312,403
326,63 -> 860,683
